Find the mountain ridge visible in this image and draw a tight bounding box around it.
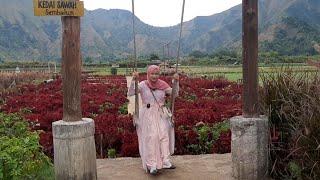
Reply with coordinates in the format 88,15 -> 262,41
0,0 -> 319,61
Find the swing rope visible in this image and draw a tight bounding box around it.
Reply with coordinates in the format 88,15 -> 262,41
131,0 -> 139,125
130,0 -> 186,125
176,0 -> 185,72
171,0 -> 185,123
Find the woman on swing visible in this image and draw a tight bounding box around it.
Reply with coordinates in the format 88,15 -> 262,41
128,65 -> 179,175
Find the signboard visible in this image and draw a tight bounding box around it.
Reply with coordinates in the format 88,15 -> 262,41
33,0 -> 84,16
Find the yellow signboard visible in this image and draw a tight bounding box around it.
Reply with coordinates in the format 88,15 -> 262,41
33,0 -> 84,17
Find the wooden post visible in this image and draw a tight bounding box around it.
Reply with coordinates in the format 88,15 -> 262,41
54,62 -> 57,73
61,16 -> 82,122
231,1 -> 268,179
100,134 -> 103,158
126,61 -> 129,76
163,45 -> 165,60
48,62 -> 51,73
131,0 -> 139,123
242,0 -> 259,118
52,13 -> 97,180
167,43 -> 170,60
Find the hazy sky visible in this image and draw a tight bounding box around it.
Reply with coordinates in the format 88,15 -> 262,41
84,0 -> 242,27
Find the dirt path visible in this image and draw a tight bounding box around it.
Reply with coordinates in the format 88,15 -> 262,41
126,76 -> 142,115
97,154 -> 233,180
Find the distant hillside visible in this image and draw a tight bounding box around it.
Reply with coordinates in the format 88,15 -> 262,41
258,0 -> 320,55
0,0 -> 319,61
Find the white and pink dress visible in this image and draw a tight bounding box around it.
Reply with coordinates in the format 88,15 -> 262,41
128,80 -> 179,170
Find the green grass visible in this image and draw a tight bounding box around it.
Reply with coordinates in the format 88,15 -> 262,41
88,67 -> 147,76
84,64 -> 318,82
179,64 -> 318,81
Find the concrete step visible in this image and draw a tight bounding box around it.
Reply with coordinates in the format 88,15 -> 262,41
97,153 -> 233,180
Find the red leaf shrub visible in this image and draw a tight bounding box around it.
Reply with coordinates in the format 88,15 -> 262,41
1,74 -> 241,158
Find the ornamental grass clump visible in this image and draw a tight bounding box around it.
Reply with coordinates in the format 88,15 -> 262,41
260,68 -> 320,180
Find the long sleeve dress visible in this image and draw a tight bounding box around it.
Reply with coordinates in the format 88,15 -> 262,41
127,80 -> 179,170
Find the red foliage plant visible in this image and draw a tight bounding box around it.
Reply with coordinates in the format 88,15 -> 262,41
1,74 -> 241,158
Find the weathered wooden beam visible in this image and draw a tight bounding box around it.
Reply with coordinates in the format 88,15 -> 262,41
61,16 -> 82,122
232,2 -> 268,179
53,15 -> 97,180
242,0 -> 259,117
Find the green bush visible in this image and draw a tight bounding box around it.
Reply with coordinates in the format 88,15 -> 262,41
107,149 -> 116,158
187,121 -> 230,154
260,68 -> 320,179
0,113 -> 54,180
118,103 -> 128,115
110,67 -> 117,75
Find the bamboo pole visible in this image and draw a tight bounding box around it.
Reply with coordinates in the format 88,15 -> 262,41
131,0 -> 139,125
170,0 -> 185,124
